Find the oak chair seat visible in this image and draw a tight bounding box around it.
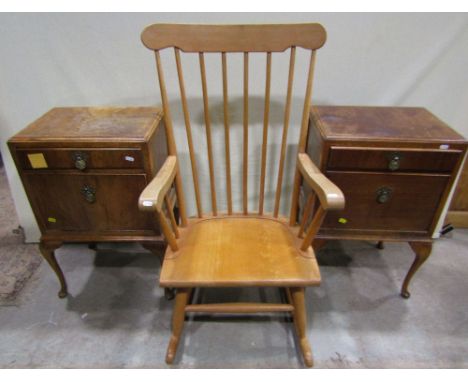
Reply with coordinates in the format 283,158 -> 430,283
160,216 -> 321,288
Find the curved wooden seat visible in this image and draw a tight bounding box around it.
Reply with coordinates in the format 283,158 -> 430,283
160,216 -> 321,288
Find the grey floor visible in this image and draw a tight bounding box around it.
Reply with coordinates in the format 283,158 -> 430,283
0,229 -> 467,368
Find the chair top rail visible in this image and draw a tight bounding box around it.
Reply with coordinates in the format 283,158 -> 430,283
141,23 -> 326,52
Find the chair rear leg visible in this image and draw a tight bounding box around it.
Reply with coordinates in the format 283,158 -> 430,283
290,287 -> 313,367
166,287 -> 192,364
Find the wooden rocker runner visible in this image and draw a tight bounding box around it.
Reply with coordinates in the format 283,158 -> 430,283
138,23 -> 345,367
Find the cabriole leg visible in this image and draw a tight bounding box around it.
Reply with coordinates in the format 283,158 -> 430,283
401,242 -> 432,299
39,240 -> 67,298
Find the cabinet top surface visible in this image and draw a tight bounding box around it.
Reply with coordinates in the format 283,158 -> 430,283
9,107 -> 163,143
311,106 -> 466,144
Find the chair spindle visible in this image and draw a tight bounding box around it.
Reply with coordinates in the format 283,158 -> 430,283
301,204 -> 325,251
165,194 -> 179,238
156,210 -> 178,251
222,52 -> 233,215
199,52 -> 218,216
258,52 -> 272,215
289,50 -> 317,226
174,48 -> 203,218
298,193 -> 314,238
274,47 -> 296,218
243,52 -> 249,215
154,51 -> 188,226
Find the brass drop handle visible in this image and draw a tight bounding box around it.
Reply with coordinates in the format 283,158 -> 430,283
81,185 -> 96,203
73,152 -> 88,171
376,187 -> 392,204
387,153 -> 401,171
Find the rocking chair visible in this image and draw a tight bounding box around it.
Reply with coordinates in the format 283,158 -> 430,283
138,23 -> 345,367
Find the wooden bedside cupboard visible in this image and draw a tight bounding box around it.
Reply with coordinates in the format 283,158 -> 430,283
305,106 -> 467,298
8,107 -> 168,298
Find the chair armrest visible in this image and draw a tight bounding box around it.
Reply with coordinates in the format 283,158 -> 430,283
297,153 -> 345,210
138,155 -> 178,212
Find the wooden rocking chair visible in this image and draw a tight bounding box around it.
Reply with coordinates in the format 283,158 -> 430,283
138,23 -> 345,367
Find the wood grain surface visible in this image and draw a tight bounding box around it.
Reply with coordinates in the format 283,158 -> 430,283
141,23 -> 326,52
160,216 -> 321,288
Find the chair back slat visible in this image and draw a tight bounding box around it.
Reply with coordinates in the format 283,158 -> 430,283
289,50 -> 317,225
243,52 -> 249,215
199,52 -> 218,216
222,52 -> 233,215
154,51 -> 188,226
273,47 -> 296,218
174,48 -> 203,218
142,24 -> 326,52
258,52 -> 272,215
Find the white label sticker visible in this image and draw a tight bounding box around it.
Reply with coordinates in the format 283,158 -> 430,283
439,144 -> 450,150
142,201 -> 153,207
125,156 -> 135,162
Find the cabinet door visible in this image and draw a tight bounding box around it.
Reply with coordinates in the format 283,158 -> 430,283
322,171 -> 449,233
24,173 -> 153,233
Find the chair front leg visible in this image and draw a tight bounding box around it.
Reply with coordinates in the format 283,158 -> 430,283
166,287 -> 192,364
290,287 -> 313,367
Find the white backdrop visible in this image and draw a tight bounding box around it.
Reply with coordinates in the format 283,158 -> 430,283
1,13 -> 467,243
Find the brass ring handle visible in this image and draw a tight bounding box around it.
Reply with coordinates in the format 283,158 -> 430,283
376,187 -> 392,204
81,185 -> 96,203
72,152 -> 88,171
387,152 -> 401,171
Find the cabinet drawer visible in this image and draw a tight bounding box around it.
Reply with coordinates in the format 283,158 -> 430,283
327,147 -> 460,173
17,148 -> 144,170
321,171 -> 449,232
24,173 -> 154,232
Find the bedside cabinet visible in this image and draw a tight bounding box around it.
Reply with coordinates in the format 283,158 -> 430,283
8,107 -> 168,298
306,106 -> 467,298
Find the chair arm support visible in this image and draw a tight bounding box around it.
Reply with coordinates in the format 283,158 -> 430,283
297,153 -> 345,210
138,155 -> 178,212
